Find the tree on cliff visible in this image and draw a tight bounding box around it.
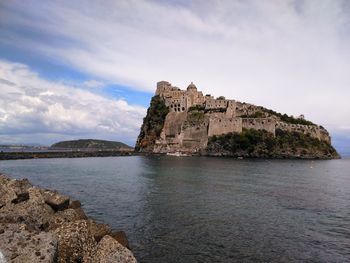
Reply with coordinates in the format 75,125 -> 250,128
135,96 -> 169,151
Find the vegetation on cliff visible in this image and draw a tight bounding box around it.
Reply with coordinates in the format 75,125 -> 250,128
184,110 -> 205,127
135,95 -> 169,151
188,105 -> 205,112
240,108 -> 316,126
263,108 -> 316,126
240,111 -> 266,118
206,128 -> 339,159
51,139 -> 131,149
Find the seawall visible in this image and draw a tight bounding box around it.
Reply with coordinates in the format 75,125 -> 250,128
0,173 -> 137,262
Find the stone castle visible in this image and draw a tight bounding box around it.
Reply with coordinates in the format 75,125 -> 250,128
138,81 -> 331,153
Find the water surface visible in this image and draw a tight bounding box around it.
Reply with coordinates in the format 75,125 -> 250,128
1,156 -> 349,262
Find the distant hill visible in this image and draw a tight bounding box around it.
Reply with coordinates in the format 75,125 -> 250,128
51,139 -> 133,150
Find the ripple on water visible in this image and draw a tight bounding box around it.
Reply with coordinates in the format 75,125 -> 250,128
0,156 -> 350,262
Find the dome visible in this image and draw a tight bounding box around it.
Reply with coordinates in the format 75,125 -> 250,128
187,82 -> 197,91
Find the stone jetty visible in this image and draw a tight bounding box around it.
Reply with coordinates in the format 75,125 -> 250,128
0,173 -> 137,262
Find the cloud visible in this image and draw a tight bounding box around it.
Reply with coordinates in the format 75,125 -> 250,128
0,59 -> 146,145
0,0 -> 349,149
83,80 -> 105,89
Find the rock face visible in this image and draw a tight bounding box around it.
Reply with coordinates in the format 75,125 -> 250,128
0,173 -> 137,262
91,235 -> 136,263
135,81 -> 339,159
0,223 -> 57,262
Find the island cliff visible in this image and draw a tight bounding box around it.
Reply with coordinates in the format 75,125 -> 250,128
135,81 -> 339,159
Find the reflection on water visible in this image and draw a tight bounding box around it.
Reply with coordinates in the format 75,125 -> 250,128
1,156 -> 350,262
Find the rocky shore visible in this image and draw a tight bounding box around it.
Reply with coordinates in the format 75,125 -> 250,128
0,173 -> 137,262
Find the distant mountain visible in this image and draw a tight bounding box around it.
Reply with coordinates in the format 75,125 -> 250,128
51,139 -> 132,150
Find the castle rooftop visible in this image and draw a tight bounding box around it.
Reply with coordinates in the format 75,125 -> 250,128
187,82 -> 197,91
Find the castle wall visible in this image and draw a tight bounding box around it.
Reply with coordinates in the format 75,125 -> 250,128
156,81 -> 178,95
276,122 -> 330,143
160,112 -> 187,141
181,122 -> 209,152
226,100 -> 236,118
235,102 -> 264,117
166,97 -> 187,112
205,98 -> 228,110
242,118 -> 276,135
155,112 -> 209,153
208,116 -> 242,137
158,81 -> 207,112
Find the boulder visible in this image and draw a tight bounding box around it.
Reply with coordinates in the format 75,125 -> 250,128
27,186 -> 47,204
68,199 -> 81,209
53,220 -> 97,263
0,200 -> 54,231
91,235 -> 137,263
0,183 -> 17,208
87,219 -> 111,242
8,179 -> 32,204
0,175 -> 138,262
43,190 -> 70,211
111,230 -> 131,250
0,223 -> 57,262
0,178 -> 31,206
47,208 -> 87,231
0,174 -> 10,185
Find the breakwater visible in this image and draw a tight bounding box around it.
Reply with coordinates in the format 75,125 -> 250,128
0,173 -> 137,262
0,151 -> 135,160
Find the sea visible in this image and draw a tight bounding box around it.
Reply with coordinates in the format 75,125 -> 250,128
0,156 -> 349,262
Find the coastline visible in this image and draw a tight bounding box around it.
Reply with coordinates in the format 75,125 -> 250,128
0,151 -> 137,161
0,150 -> 341,161
0,173 -> 137,262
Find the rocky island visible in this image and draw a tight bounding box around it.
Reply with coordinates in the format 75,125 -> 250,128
0,139 -> 134,160
136,81 -> 339,159
51,139 -> 133,151
0,173 -> 137,262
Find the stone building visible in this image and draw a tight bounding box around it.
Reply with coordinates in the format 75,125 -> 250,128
150,81 -> 331,153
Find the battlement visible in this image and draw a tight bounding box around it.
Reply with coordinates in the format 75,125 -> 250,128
242,118 -> 276,136
276,121 -> 330,143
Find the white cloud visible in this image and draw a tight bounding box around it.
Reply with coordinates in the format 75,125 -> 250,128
83,80 -> 105,89
0,0 -> 349,146
0,60 -> 146,145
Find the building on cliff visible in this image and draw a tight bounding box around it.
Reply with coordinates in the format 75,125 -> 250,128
136,81 -> 333,155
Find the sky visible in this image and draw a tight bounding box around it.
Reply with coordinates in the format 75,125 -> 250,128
0,0 -> 349,154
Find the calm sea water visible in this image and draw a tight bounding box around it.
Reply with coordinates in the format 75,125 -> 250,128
0,156 -> 349,262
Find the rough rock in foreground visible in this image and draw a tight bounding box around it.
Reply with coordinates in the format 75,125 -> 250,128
0,173 -> 137,263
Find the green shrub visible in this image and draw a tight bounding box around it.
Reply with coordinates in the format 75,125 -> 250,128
188,105 -> 205,111
207,128 -> 337,157
184,110 -> 205,127
263,109 -> 315,126
240,111 -> 265,118
135,95 -> 169,150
